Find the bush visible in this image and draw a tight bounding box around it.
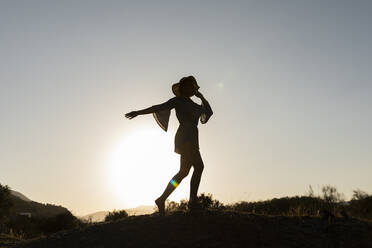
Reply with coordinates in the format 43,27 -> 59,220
197,193 -> 224,209
104,210 -> 128,222
41,212 -> 80,235
165,193 -> 224,212
229,196 -> 324,216
352,189 -> 369,201
348,191 -> 372,220
166,199 -> 188,212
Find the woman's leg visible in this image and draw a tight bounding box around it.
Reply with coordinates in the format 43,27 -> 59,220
189,150 -> 204,204
156,155 -> 192,213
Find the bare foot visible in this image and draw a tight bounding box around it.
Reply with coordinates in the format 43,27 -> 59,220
155,198 -> 165,216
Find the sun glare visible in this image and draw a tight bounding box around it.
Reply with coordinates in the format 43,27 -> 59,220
107,127 -> 181,208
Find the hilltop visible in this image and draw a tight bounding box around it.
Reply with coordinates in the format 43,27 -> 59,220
10,191 -> 31,202
15,210 -> 372,248
8,190 -> 69,219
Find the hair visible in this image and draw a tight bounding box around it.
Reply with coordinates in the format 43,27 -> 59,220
179,76 -> 198,97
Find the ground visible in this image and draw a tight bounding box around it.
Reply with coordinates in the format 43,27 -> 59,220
3,210 -> 372,248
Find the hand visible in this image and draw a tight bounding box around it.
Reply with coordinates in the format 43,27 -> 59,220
194,90 -> 203,99
125,111 -> 138,119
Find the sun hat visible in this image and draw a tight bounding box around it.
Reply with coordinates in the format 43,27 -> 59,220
172,76 -> 200,97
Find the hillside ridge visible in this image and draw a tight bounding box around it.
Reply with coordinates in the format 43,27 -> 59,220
8,192 -> 69,218
18,209 -> 372,248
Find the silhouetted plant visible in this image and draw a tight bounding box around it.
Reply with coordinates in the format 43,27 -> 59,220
321,185 -> 344,204
306,185 -> 315,198
104,210 -> 128,222
352,189 -> 369,201
320,185 -> 345,215
197,193 -> 224,210
165,199 -> 188,212
227,186 -> 372,220
41,212 -> 79,235
348,191 -> 372,220
229,196 -> 324,216
165,193 -> 224,212
0,184 -> 13,222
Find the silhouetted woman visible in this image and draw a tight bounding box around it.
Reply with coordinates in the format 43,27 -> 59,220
125,76 -> 213,215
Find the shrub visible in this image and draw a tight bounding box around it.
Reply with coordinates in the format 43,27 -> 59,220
104,210 -> 128,222
41,212 -> 80,235
352,189 -> 369,201
165,193 -> 224,212
321,185 -> 344,204
229,196 -> 323,216
197,193 -> 224,209
166,199 -> 188,212
320,185 -> 345,215
348,192 -> 372,220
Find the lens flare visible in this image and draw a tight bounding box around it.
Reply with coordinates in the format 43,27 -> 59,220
170,179 -> 178,188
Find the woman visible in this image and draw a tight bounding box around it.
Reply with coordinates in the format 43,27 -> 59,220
125,76 -> 213,215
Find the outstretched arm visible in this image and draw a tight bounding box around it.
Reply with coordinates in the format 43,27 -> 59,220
125,98 -> 176,119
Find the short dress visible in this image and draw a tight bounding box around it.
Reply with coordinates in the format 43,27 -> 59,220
151,97 -> 213,155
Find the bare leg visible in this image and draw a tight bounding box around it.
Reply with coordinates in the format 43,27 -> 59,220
156,155 -> 191,214
189,150 -> 204,205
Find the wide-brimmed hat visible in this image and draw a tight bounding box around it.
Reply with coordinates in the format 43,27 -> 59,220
172,76 -> 200,97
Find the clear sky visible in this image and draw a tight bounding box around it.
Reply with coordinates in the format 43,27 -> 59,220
1,1 -> 371,215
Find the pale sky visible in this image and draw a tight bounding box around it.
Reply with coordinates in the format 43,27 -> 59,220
1,1 -> 371,216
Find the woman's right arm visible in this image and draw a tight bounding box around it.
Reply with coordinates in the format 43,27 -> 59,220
125,98 -> 176,119
195,91 -> 213,124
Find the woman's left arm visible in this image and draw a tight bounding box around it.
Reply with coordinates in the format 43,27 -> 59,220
125,98 -> 176,119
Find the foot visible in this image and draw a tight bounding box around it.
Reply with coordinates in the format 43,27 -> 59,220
155,198 -> 165,216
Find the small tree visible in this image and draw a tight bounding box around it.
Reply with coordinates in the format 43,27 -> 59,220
104,210 -> 128,222
352,189 -> 369,200
0,184 -> 13,221
321,185 -> 344,215
306,185 -> 315,198
321,185 -> 344,203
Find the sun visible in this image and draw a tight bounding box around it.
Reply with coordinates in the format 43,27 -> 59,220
107,127 -> 183,208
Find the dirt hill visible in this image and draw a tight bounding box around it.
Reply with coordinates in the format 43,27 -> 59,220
10,210 -> 372,248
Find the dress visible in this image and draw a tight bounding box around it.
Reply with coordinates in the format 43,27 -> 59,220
151,96 -> 213,155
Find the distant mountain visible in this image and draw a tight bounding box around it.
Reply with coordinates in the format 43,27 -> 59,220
8,189 -> 70,218
10,190 -> 31,202
81,205 -> 155,222
81,211 -> 108,222
126,205 -> 155,216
